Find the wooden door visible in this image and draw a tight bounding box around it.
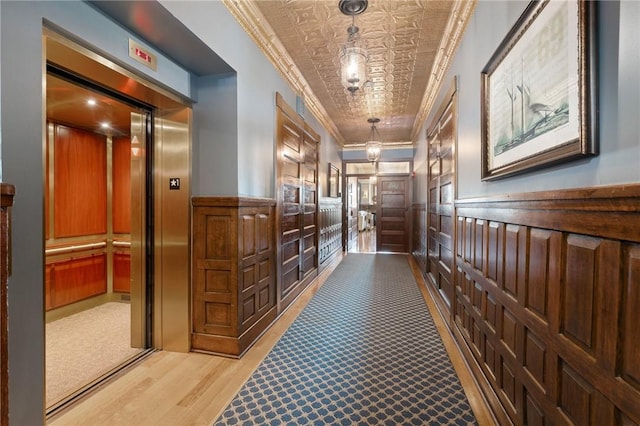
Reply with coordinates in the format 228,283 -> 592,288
276,94 -> 318,312
426,81 -> 457,315
376,176 -> 410,253
300,126 -> 318,281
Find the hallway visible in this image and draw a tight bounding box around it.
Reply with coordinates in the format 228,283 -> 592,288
351,227 -> 376,254
48,254 -> 492,425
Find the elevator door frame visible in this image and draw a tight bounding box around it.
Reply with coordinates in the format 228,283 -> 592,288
43,27 -> 192,353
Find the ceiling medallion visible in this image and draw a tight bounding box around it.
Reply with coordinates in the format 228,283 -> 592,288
338,0 -> 368,16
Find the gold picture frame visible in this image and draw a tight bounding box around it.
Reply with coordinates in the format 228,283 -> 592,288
481,0 -> 598,180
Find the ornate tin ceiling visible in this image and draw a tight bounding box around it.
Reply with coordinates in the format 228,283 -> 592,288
224,0 -> 475,147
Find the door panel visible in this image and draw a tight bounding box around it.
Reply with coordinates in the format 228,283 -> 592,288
426,85 -> 457,316
276,95 -> 319,312
278,114 -> 303,298
129,112 -> 148,348
377,176 -> 410,253
301,132 -> 318,278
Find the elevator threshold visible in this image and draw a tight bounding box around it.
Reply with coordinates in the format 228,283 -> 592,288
46,348 -> 156,420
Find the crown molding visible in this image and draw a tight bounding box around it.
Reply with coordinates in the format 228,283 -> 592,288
411,0 -> 476,141
221,0 -> 345,145
223,0 -> 475,148
343,141 -> 414,151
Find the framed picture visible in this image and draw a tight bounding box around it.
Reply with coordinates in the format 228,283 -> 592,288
328,163 -> 340,198
481,0 -> 597,180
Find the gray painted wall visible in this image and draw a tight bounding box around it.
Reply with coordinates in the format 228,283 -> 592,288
193,73 -> 239,196
161,1 -> 341,199
417,0 -> 640,202
0,2 -> 194,423
162,1 -> 290,198
0,1 -> 343,423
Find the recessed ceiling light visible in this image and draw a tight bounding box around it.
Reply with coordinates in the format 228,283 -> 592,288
87,99 -> 97,106
100,122 -> 110,129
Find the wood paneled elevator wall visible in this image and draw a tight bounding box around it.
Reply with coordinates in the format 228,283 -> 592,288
45,123 -> 131,312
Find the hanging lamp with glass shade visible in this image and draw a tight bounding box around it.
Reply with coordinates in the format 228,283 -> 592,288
340,24 -> 368,95
338,0 -> 369,95
365,118 -> 382,163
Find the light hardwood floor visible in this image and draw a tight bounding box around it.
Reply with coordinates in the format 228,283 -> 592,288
349,227 -> 376,253
48,254 -> 494,426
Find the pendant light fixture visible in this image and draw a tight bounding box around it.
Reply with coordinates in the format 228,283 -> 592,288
338,0 -> 369,95
365,118 -> 382,164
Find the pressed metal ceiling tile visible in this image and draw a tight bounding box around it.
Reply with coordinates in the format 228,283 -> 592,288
246,0 -> 474,146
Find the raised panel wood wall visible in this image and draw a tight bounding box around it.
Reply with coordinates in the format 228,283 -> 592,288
45,254 -> 107,310
112,137 -> 132,294
191,197 -> 277,357
46,123 -> 132,308
113,252 -> 131,293
53,125 -> 107,238
1,183 -> 15,426
112,136 -> 131,234
449,185 -> 640,425
276,93 -> 319,313
319,198 -> 342,267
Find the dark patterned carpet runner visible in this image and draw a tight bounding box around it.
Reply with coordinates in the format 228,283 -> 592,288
213,253 -> 477,425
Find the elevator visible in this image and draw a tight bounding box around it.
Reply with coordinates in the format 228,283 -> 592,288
43,29 -> 192,413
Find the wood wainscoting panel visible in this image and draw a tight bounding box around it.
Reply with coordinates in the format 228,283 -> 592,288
449,185 -> 640,425
319,198 -> 342,268
526,229 -> 557,323
112,136 -> 131,234
46,254 -> 107,310
562,235 -> 599,355
192,197 -> 277,357
239,211 -> 275,328
53,124 -> 107,238
619,244 -> 640,416
113,252 -> 131,293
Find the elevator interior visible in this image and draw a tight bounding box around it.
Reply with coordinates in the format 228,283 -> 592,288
44,70 -> 149,409
43,29 -> 192,413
